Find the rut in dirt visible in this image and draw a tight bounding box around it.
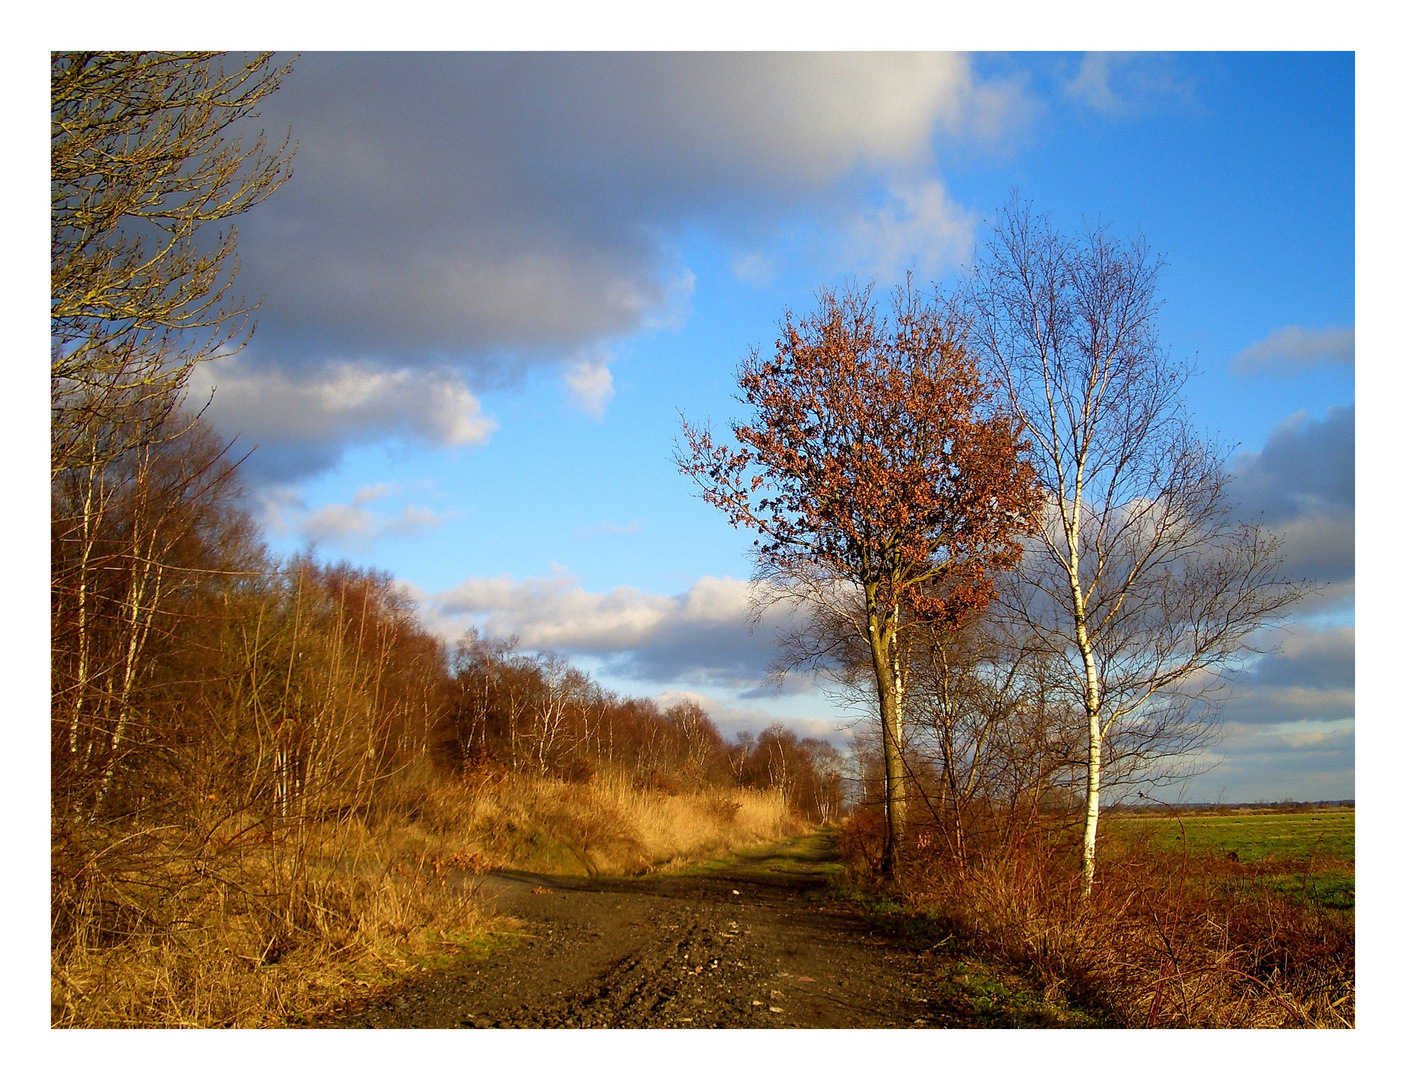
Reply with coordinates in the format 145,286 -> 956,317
316,830 -> 1084,1029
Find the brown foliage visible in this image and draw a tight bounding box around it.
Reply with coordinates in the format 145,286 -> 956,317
888,830 -> 1353,1028
679,279 -> 1040,627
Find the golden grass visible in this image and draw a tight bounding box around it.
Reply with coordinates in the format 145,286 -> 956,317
53,767 -> 800,1027
52,818 -> 499,1028
387,766 -> 800,876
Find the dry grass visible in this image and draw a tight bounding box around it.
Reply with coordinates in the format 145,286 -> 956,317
51,813 -> 499,1028
52,766 -> 799,1027
396,766 -> 800,876
878,825 -> 1355,1028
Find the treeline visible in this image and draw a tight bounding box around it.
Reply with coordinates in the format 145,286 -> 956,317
51,414 -> 844,839
50,409 -> 847,1024
450,632 -> 845,821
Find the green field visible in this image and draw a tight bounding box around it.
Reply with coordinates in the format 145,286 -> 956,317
1106,809 -> 1355,911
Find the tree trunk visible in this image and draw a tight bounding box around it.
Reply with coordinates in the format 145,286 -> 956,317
868,606 -> 906,878
1081,707 -> 1102,898
1071,573 -> 1103,899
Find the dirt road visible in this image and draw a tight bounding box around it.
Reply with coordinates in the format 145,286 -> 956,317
316,831 -> 1091,1029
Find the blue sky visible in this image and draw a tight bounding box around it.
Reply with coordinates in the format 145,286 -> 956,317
167,52 -> 1355,802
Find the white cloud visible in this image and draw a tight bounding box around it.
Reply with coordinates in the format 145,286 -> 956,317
1230,404 -> 1354,593
198,54 -> 1037,481
731,251 -> 776,287
640,263 -> 696,332
564,354 -> 616,420
434,568 -> 678,650
1280,725 -> 1354,750
301,501 -> 452,547
1230,325 -> 1355,375
1214,623 -> 1354,728
238,53 -> 1025,364
261,481 -> 455,548
843,177 -> 977,280
652,689 -> 846,745
420,570 -> 802,689
678,575 -> 752,623
1179,720 -> 1354,803
575,520 -> 643,538
194,354 -> 497,480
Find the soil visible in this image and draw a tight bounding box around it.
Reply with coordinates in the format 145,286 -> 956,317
310,831 -> 1096,1030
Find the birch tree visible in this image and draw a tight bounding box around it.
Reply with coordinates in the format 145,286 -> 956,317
966,202 -> 1309,896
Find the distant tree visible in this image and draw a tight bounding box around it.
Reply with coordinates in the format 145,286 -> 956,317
51,51 -> 294,476
679,280 -> 1042,875
966,201 -> 1310,896
663,700 -> 729,787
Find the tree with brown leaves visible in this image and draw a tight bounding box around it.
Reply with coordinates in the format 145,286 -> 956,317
678,281 -> 1042,875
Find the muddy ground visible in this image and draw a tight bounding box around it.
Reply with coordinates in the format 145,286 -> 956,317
312,832 -> 1097,1029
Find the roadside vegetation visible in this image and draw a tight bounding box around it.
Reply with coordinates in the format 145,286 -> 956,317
50,517 -> 831,1027
681,193 -> 1340,1027
836,796 -> 1353,1027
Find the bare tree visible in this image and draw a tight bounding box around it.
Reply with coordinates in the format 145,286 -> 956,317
679,280 -> 1042,875
51,51 -> 295,476
51,410 -> 253,819
966,201 -> 1310,896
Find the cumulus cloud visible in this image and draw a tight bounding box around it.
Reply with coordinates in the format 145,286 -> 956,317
1062,53 -> 1195,117
842,178 -> 977,281
1230,326 -> 1354,375
1214,624 -> 1354,728
194,354 -> 497,480
652,689 -> 846,745
1183,723 -> 1353,803
203,54 -> 1034,482
420,570 -> 806,689
732,251 -> 776,287
1229,405 -> 1354,592
260,482 -> 455,548
301,501 -> 451,547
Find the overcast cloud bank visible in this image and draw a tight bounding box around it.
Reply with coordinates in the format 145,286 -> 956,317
1229,403 -> 1354,604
